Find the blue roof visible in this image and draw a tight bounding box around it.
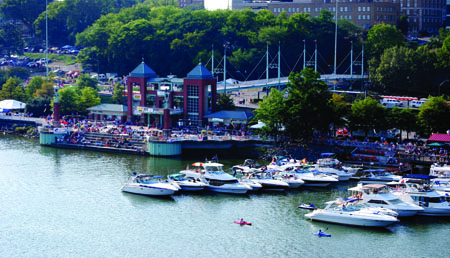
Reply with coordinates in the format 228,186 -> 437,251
130,61 -> 156,78
186,63 -> 214,79
203,110 -> 254,120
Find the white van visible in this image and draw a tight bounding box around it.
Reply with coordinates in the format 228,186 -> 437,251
381,99 -> 403,108
410,100 -> 426,108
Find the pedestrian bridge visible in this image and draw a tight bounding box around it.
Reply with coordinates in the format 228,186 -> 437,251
217,74 -> 368,92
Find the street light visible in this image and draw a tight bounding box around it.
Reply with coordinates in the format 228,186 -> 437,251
439,79 -> 449,96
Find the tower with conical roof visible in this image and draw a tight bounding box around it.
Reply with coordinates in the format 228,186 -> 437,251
183,63 -> 217,126
126,59 -> 157,122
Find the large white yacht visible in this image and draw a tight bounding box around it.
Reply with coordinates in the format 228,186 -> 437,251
182,162 -> 252,194
388,175 -> 450,216
305,199 -> 399,227
121,173 -> 179,196
348,183 -> 423,217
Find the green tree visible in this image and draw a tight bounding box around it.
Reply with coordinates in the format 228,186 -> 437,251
0,77 -> 25,101
35,82 -> 55,99
349,97 -> 386,137
366,24 -> 406,60
26,76 -> 44,98
77,87 -> 101,114
253,88 -> 286,140
76,73 -> 98,91
57,87 -> 80,115
398,14 -> 409,35
25,96 -> 51,117
216,93 -> 235,111
0,22 -> 24,56
417,96 -> 450,135
371,45 -> 438,95
330,93 -> 350,138
0,0 -> 47,35
284,68 -> 333,139
112,84 -> 125,104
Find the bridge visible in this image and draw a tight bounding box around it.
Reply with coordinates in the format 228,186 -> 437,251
216,74 -> 368,92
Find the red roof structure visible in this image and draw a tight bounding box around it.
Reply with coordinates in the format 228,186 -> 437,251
427,133 -> 450,143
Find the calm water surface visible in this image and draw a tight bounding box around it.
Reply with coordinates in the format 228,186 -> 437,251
0,135 -> 449,258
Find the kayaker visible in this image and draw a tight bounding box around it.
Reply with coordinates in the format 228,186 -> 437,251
240,218 -> 245,224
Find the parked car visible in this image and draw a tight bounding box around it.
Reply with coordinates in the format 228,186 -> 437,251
410,100 -> 426,108
380,99 -> 403,108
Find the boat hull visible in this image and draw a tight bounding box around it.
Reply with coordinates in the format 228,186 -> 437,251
305,212 -> 398,227
121,184 -> 177,196
205,185 -> 249,194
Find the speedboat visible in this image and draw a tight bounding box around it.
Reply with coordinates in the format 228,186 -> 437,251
388,175 -> 450,216
249,171 -> 290,192
348,183 -> 423,217
168,173 -> 207,192
232,159 -> 265,173
121,173 -> 179,196
359,169 -> 402,185
275,173 -> 305,189
280,167 -> 338,187
266,156 -> 302,171
314,164 -> 352,181
182,162 -> 252,194
305,199 -> 399,227
318,153 -> 361,175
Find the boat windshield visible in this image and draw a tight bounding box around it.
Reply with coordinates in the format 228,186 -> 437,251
204,165 -> 224,174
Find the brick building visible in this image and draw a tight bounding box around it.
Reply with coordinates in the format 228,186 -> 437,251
205,0 -> 446,34
125,61 -> 217,127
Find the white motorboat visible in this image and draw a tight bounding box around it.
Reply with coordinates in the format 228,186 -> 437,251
266,156 -> 302,171
280,167 -> 338,187
182,162 -> 252,194
232,159 -> 265,173
314,164 -> 352,181
430,163 -> 450,187
276,174 -> 305,189
305,199 -> 399,227
388,175 -> 450,216
121,173 -> 179,196
359,169 -> 402,185
239,178 -> 263,192
168,173 -> 207,192
249,171 -> 290,192
318,153 -> 361,175
348,183 -> 423,217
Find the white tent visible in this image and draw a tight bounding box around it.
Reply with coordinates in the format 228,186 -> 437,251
0,99 -> 26,111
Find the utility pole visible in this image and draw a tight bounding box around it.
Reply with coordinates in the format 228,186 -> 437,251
266,41 -> 269,82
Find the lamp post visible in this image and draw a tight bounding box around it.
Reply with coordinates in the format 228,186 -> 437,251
439,79 -> 449,96
45,0 -> 49,77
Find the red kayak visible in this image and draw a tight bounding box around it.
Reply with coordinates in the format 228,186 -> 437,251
234,221 -> 252,226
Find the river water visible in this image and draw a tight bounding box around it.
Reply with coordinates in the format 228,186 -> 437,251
0,135 -> 449,258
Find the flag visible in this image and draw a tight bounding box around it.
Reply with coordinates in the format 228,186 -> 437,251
186,164 -> 189,170
212,154 -> 218,161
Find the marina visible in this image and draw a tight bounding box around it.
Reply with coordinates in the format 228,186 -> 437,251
1,135 -> 450,257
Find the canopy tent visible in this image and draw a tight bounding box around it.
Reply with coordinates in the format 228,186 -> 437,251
249,121 -> 285,131
0,99 -> 26,112
203,110 -> 254,125
427,133 -> 450,143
